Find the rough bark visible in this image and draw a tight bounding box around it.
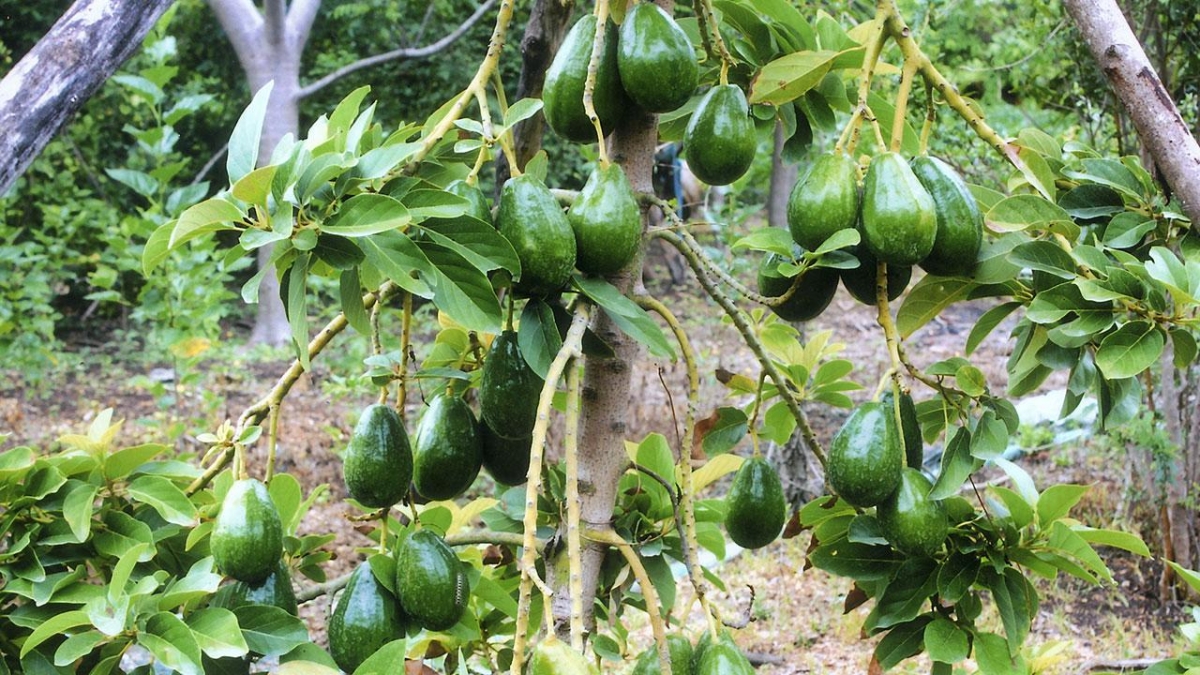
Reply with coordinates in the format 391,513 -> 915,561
766,118 -> 797,229
493,0 -> 576,195
1064,0 -> 1200,224
0,0 -> 174,196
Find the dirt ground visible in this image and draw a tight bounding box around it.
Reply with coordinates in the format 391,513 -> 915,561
0,262 -> 1188,673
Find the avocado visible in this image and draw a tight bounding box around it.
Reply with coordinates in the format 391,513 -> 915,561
860,152 -> 937,266
788,153 -> 860,251
757,253 -> 839,322
413,393 -> 482,501
343,403 -> 413,509
617,3 -> 698,113
827,401 -> 903,508
529,634 -> 598,675
328,562 -> 407,673
631,634 -> 693,675
481,421 -> 532,486
439,179 -> 493,228
568,164 -> 642,276
724,456 -> 786,549
211,478 -> 284,584
497,174 -> 577,297
882,390 -> 923,469
839,246 -> 911,306
480,330 -> 544,439
683,85 -> 756,186
910,156 -> 983,277
395,529 -> 469,631
210,560 -> 298,615
877,467 -> 948,557
695,640 -> 754,675
544,15 -> 630,143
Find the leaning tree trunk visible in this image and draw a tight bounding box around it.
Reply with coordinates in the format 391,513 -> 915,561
765,118 -> 797,230
0,0 -> 174,196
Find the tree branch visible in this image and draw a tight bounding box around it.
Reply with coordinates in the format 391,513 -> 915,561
204,0 -> 264,70
263,0 -> 287,46
286,0 -> 322,52
0,0 -> 174,196
1064,0 -> 1200,224
297,0 -> 498,99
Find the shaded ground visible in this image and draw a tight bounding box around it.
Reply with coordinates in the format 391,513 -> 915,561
0,268 -> 1187,673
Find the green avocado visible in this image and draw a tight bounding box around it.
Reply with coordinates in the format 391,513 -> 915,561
395,529 -> 469,631
480,330 -> 544,439
211,478 -> 283,584
481,421 -> 532,486
328,562 -> 407,673
544,15 -> 630,143
343,404 -> 413,509
529,634 -> 598,675
413,393 -> 482,501
757,253 -> 839,322
568,164 -> 642,276
443,179 -> 494,227
631,634 -> 693,675
211,559 -> 298,616
724,456 -> 787,549
839,246 -> 911,306
877,467 -> 949,557
695,640 -> 754,675
910,156 -> 983,277
788,153 -> 860,251
882,390 -> 923,469
860,152 -> 937,266
617,3 -> 698,113
497,174 -> 577,297
827,401 -> 903,508
684,85 -> 756,186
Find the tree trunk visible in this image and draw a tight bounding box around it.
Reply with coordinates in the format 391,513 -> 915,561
766,118 -> 797,230
0,0 -> 174,196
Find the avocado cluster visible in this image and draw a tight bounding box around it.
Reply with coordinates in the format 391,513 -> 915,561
765,151 -> 984,322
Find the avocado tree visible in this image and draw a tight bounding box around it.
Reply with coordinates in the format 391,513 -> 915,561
4,1 -> 1200,674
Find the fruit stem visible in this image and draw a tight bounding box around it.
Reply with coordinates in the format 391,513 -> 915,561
584,527 -> 672,675
838,2 -> 889,157
919,79 -> 935,155
874,261 -> 906,388
646,214 -> 781,305
890,56 -> 919,153
265,402 -> 280,483
563,354 -> 585,651
635,294 -> 718,637
398,291 -> 413,411
747,371 -> 767,458
584,0 -> 612,166
370,292 -> 388,405
654,229 -> 829,472
512,305 -> 590,675
694,0 -> 736,85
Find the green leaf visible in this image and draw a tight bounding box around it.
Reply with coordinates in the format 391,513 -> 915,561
314,234 -> 365,270
1145,247 -> 1200,304
227,82 -> 275,183
103,443 -> 165,480
762,400 -> 797,445
503,98 -> 544,129
1014,145 -> 1056,200
1063,158 -> 1145,198
322,194 -> 412,237
1095,321 -> 1165,380
808,539 -> 899,581
519,298 -> 564,380
1103,212 -> 1156,249
1074,527 -> 1151,557
418,218 -> 520,275
286,256 -> 311,369
231,165 -> 278,206
731,227 -> 794,257
750,49 -> 839,105
142,612 -> 203,675
573,275 -> 675,359
328,86 -> 372,136
1058,184 -> 1125,219
812,227 -> 861,255
354,142 -> 420,180
937,553 -> 979,604
186,608 -> 248,659
20,610 -> 91,657
1170,329 -> 1198,369
1008,241 -> 1076,278
873,615 -> 932,670
338,269 -> 370,335
930,427 -> 975,500
924,617 -> 969,664
955,365 -> 987,397
973,631 -> 1024,675
0,446 -> 34,480
352,639 -> 408,675
867,559 -> 937,632
974,234 -> 1027,284
234,605 -> 309,658
897,276 -> 975,338
108,542 -> 150,603
986,194 -> 1073,233
700,407 -> 748,456
106,168 -> 158,198
126,475 -> 197,526
422,243 -> 503,333
1036,484 -> 1089,526
1166,561 -> 1200,595
1048,521 -> 1112,582
62,481 -> 98,542
157,557 -> 223,610
169,198 -> 245,249
359,231 -> 434,297
982,567 -> 1035,654
53,630 -> 107,667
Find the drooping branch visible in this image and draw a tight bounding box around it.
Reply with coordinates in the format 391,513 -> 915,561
0,0 -> 174,196
298,0 -> 499,99
1063,0 -> 1200,224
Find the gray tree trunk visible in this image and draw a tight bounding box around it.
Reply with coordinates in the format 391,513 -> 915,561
0,0 -> 174,196
766,118 -> 797,229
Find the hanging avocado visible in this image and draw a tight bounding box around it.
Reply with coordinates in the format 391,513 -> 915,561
788,153 -> 860,251
480,330 -> 544,438
529,634 -> 598,675
724,456 -> 787,549
683,85 -> 756,186
343,403 -> 412,509
328,563 -> 407,673
413,393 -> 482,501
428,179 -> 493,229
827,401 -> 903,508
211,478 -> 284,584
395,529 -> 469,631
568,164 -> 643,276
617,3 -> 698,113
210,559 -> 298,616
481,422 -> 532,486
910,155 -> 983,278
544,15 -> 630,143
839,246 -> 912,306
877,467 -> 949,557
631,634 -> 693,675
496,174 -> 576,297
757,253 -> 840,322
694,640 -> 754,675
860,152 -> 937,266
